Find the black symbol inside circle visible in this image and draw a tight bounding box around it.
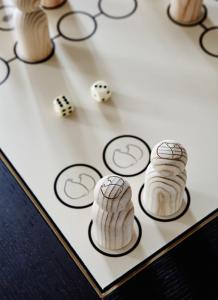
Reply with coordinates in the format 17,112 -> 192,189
103,135 -> 151,177
64,174 -> 96,200
112,144 -> 144,169
54,164 -> 102,209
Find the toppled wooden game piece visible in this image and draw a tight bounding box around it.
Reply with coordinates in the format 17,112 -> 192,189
14,0 -> 53,62
91,81 -> 112,103
143,140 -> 188,218
53,95 -> 74,117
92,175 -> 134,250
170,0 -> 203,24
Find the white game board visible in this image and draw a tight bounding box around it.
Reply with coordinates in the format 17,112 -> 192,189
0,0 -> 218,296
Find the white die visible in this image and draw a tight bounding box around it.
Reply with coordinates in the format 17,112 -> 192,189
53,96 -> 74,117
91,81 -> 112,102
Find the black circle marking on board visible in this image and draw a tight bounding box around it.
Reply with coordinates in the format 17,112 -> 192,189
167,5 -> 207,27
0,58 -> 10,85
13,40 -> 55,64
57,11 -> 98,42
42,0 -> 67,10
138,185 -> 191,222
103,135 -> 151,177
0,5 -> 14,31
199,27 -> 218,58
88,216 -> 142,257
54,164 -> 103,209
98,0 -> 138,20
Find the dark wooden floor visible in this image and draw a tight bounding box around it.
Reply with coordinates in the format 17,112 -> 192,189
0,159 -> 217,300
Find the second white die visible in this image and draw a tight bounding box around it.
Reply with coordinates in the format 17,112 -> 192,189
91,81 -> 112,103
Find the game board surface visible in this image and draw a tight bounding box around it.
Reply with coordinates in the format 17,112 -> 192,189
0,0 -> 218,296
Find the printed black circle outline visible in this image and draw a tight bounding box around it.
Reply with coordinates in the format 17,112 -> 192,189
54,164 -> 103,209
88,216 -> 142,257
138,184 -> 191,222
98,0 -> 138,20
199,26 -> 218,58
0,5 -> 14,31
42,0 -> 67,10
13,40 -> 55,64
167,4 -> 207,27
103,135 -> 151,177
57,11 -> 98,41
0,58 -> 10,85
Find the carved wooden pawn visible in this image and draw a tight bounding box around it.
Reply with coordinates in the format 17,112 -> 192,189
170,0 -> 203,24
41,0 -> 66,9
143,140 -> 188,218
14,0 -> 53,62
92,175 -> 134,250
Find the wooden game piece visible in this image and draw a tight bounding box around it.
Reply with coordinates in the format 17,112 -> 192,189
91,81 -> 112,103
143,140 -> 188,218
41,0 -> 66,9
170,0 -> 203,24
92,175 -> 134,250
13,0 -> 53,63
53,95 -> 74,117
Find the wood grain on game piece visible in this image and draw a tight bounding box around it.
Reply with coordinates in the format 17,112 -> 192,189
143,141 -> 187,218
13,0 -> 53,62
41,0 -> 66,9
0,0 -> 218,297
92,176 -> 134,250
1,160 -> 217,300
170,0 -> 203,24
